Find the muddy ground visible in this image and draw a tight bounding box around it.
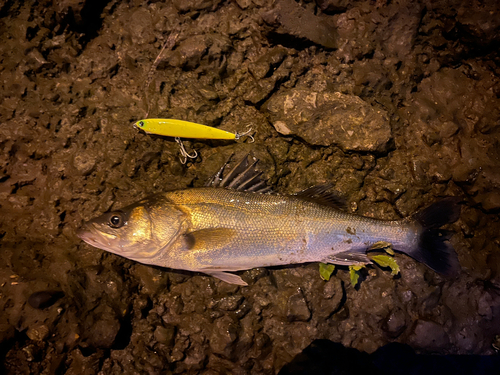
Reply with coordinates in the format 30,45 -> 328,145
1,0 -> 500,373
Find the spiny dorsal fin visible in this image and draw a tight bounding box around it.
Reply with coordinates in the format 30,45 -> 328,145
205,153 -> 272,194
295,184 -> 347,210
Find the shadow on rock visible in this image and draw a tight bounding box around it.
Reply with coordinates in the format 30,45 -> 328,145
279,339 -> 500,375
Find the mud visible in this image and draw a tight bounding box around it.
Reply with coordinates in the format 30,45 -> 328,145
1,0 -> 500,374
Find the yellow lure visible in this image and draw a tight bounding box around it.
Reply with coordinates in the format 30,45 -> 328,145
134,119 -> 237,140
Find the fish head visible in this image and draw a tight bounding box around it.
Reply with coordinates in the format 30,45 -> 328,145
77,195 -> 186,263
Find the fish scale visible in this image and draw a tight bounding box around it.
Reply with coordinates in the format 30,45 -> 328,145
160,188 -> 417,271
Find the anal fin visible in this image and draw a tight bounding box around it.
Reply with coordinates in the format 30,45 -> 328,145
203,271 -> 248,286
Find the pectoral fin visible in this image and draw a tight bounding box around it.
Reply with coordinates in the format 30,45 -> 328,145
324,250 -> 372,266
203,271 -> 248,286
183,228 -> 238,251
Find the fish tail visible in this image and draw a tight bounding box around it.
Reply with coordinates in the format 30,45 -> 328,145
407,197 -> 461,275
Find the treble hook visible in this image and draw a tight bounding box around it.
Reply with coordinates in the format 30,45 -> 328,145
175,137 -> 198,164
234,128 -> 255,143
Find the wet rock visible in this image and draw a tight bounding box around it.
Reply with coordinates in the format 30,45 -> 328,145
216,295 -> 244,311
234,0 -> 252,10
72,153 -> 97,176
28,290 -> 64,309
408,320 -> 449,351
83,304 -> 121,349
382,308 -> 407,338
475,190 -> 500,212
173,0 -> 222,12
381,4 -> 421,62
209,316 -> 238,357
26,324 -> 50,341
265,89 -> 392,152
128,8 -> 155,45
184,342 -> 207,367
262,0 -> 337,48
167,35 -> 209,69
249,47 -> 289,80
439,121 -> 459,138
170,334 -> 189,362
313,278 -> 344,319
166,34 -> 231,69
65,348 -> 101,375
54,0 -> 88,24
315,0 -> 351,13
286,289 -> 311,322
457,1 -> 500,46
154,325 -> 176,346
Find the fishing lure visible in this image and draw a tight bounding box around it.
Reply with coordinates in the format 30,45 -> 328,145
134,118 -> 253,163
134,118 -> 241,140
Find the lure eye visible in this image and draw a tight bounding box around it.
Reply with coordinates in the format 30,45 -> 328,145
138,121 -> 145,128
108,213 -> 125,228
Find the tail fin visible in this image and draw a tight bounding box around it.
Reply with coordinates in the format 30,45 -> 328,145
408,197 -> 461,276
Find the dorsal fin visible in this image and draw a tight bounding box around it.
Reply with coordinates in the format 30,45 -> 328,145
295,184 -> 347,210
206,153 -> 272,193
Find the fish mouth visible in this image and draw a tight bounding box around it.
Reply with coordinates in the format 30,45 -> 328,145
77,223 -> 118,253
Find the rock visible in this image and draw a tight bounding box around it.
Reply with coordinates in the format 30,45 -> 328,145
408,320 -> 449,351
439,121 -> 459,138
128,8 -> 155,45
249,47 -> 288,80
262,0 -> 337,48
26,324 -> 50,341
167,35 -> 209,69
286,289 -> 311,322
154,325 -> 176,346
209,316 -> 238,357
28,290 -> 64,309
65,348 -> 101,375
265,89 -> 392,152
312,278 -> 345,319
476,190 -> 500,212
235,0 -> 252,10
173,0 -> 222,12
216,295 -> 244,311
73,153 -> 96,176
166,34 -> 231,69
54,0 -> 88,25
382,308 -> 407,338
315,0 -> 351,13
84,304 -> 121,349
457,1 -> 500,46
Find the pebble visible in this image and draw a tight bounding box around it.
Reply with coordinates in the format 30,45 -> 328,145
286,289 -> 311,322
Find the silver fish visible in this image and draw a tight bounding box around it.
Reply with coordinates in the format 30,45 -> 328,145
78,155 -> 460,285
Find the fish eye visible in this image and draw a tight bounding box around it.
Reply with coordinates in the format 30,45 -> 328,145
138,121 -> 144,127
108,213 -> 125,228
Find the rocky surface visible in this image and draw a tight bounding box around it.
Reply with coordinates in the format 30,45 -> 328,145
1,0 -> 500,374
265,89 -> 392,152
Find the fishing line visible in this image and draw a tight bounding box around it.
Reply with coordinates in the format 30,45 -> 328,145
144,27 -> 180,118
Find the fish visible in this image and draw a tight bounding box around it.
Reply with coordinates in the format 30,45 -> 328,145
134,118 -> 237,140
77,154 -> 461,286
